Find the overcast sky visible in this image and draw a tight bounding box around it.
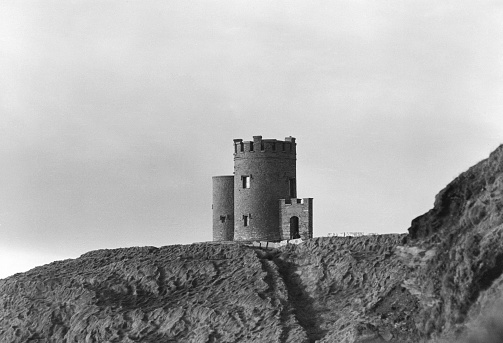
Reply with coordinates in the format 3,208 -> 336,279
1,0 -> 502,278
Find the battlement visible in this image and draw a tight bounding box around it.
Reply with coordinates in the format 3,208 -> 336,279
280,198 -> 312,205
233,136 -> 296,159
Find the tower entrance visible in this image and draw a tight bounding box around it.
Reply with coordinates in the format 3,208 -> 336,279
290,216 -> 300,239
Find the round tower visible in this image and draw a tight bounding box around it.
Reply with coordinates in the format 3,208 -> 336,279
233,136 -> 297,241
212,175 -> 234,241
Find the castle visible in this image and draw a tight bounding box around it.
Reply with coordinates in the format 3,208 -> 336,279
212,136 -> 313,242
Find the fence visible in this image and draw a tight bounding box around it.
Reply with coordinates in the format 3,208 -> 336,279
326,232 -> 381,237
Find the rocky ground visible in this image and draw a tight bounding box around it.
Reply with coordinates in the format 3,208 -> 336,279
1,145 -> 503,343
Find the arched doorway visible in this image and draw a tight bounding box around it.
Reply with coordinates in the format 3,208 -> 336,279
290,216 -> 300,239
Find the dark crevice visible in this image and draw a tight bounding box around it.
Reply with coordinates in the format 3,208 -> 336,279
466,253 -> 503,317
476,253 -> 503,296
157,265 -> 166,296
270,253 -> 328,343
253,249 -> 292,343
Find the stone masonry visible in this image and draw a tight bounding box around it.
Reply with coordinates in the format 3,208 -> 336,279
212,136 -> 313,241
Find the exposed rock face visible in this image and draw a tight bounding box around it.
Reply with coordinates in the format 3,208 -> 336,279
272,234 -> 419,343
409,145 -> 503,241
405,145 -> 503,341
1,145 -> 503,342
0,244 -> 307,342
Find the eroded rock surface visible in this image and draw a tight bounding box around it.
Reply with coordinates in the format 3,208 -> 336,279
0,244 -> 306,343
272,234 -> 419,343
1,236 -> 418,343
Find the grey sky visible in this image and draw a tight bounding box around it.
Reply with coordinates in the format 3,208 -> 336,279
1,0 -> 502,278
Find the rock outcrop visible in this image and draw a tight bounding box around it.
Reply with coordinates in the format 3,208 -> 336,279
404,145 -> 503,342
1,145 -> 503,343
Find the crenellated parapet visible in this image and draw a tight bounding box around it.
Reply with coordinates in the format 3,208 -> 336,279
279,198 -> 311,206
233,136 -> 296,160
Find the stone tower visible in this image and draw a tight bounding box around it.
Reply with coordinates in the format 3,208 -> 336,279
212,176 -> 234,241
212,135 -> 313,242
233,136 -> 297,241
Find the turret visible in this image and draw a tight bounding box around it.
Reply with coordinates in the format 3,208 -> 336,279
212,175 -> 234,241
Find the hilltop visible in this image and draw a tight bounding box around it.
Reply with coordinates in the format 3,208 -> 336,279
1,146 -> 503,343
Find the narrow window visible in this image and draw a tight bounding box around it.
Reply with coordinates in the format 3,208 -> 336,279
250,142 -> 254,151
220,216 -> 226,223
289,178 -> 296,198
234,144 -> 237,153
240,142 -> 244,152
282,142 -> 285,152
261,141 -> 265,151
272,142 -> 276,151
242,176 -> 250,189
243,215 -> 249,227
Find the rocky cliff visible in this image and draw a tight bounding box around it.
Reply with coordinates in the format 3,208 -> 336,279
1,145 -> 503,343
405,144 -> 503,342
